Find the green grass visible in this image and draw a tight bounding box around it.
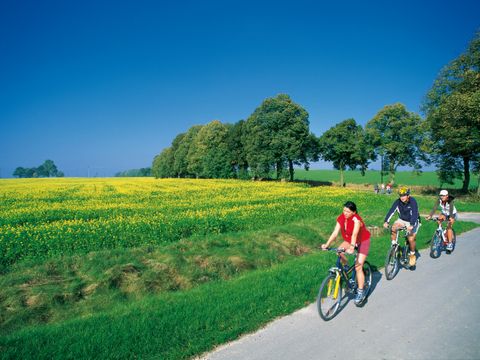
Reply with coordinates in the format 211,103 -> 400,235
1,177 -> 479,359
1,218 -> 478,359
294,169 -> 479,189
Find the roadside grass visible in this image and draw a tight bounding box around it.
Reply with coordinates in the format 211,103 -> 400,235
294,169 -> 479,190
1,219 -> 478,360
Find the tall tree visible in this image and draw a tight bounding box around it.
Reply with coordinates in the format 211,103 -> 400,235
187,120 -> 235,179
365,103 -> 425,184
422,31 -> 480,192
319,119 -> 374,185
227,120 -> 249,179
173,126 -> 202,178
244,94 -> 318,181
40,160 -> 58,177
152,148 -> 175,178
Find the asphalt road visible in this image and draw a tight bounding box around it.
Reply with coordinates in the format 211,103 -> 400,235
200,213 -> 480,360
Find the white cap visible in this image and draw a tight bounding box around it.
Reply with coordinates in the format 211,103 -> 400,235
439,190 -> 449,196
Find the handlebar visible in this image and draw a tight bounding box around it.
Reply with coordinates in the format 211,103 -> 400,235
323,247 -> 357,255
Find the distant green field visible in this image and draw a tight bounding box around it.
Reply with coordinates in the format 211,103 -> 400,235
294,169 -> 479,189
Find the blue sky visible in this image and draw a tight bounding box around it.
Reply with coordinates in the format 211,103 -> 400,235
1,0 -> 479,177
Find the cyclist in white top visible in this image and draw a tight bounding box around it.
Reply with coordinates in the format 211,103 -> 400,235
426,189 -> 457,251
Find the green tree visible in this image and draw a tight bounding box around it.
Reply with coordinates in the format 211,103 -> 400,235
365,103 -> 425,184
227,120 -> 249,179
187,120 -> 235,178
39,160 -> 58,177
13,167 -> 26,178
319,119 -> 374,186
422,31 -> 480,192
152,148 -> 175,178
244,94 -> 317,181
174,126 -> 203,178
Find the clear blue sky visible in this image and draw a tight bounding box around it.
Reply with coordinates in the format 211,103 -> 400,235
1,0 -> 479,177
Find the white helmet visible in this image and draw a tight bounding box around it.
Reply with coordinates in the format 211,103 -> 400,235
439,190 -> 448,196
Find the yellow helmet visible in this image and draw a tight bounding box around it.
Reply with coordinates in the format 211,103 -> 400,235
398,186 -> 410,196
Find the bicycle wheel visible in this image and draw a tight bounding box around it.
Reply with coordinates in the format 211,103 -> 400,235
359,261 -> 373,304
384,245 -> 400,280
317,273 -> 343,321
430,233 -> 441,259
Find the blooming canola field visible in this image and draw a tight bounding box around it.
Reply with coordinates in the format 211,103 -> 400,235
0,178 -> 360,268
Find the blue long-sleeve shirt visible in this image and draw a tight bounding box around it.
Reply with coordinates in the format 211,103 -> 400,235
384,197 -> 420,227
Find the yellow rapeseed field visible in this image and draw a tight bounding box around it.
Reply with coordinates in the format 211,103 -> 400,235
0,178 -> 362,268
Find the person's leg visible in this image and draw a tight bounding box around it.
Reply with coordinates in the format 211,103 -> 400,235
355,253 -> 367,289
408,224 -> 418,266
391,221 -> 402,242
447,218 -> 455,243
339,241 -> 350,266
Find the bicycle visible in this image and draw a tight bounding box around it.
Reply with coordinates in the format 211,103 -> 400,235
317,248 -> 372,321
384,225 -> 413,280
429,217 -> 456,258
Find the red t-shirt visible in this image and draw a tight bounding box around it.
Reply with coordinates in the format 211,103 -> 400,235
336,213 -> 370,244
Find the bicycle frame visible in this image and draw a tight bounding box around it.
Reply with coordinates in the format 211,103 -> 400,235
317,247 -> 373,320
327,248 -> 358,296
391,226 -> 410,266
429,217 -> 456,258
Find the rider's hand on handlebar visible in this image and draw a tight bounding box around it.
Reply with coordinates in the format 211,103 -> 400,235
320,244 -> 328,250
383,222 -> 389,229
345,246 -> 355,255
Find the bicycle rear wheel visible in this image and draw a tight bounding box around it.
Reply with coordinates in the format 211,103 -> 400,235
317,273 -> 343,321
430,233 -> 441,258
359,261 -> 373,303
384,245 -> 400,280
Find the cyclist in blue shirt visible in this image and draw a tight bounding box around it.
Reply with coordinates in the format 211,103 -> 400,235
383,187 -> 421,267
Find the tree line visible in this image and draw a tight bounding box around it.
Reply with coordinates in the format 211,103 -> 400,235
13,160 -> 64,178
115,168 -> 152,177
149,30 -> 476,192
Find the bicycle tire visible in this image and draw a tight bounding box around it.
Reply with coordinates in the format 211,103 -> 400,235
384,245 -> 400,280
359,261 -> 373,304
430,233 -> 441,259
317,273 -> 343,321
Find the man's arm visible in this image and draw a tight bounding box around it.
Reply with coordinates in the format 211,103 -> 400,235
384,200 -> 399,224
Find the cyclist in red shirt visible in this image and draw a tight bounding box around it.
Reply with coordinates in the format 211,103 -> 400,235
321,201 -> 371,305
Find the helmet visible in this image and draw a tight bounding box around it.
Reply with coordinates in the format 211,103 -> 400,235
439,190 -> 448,196
398,186 -> 410,196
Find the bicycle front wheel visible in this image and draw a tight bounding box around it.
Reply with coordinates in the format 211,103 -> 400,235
317,273 -> 343,321
430,233 -> 441,259
384,245 -> 400,280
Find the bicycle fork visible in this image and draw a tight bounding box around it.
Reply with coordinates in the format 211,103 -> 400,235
327,271 -> 342,299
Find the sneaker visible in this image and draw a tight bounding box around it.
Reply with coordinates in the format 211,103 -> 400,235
409,252 -> 416,266
354,289 -> 365,305
446,242 -> 454,251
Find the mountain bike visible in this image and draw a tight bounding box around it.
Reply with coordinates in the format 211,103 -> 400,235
317,248 -> 372,321
429,217 -> 456,258
384,226 -> 412,280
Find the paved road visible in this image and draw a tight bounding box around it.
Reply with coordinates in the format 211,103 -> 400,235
200,214 -> 480,360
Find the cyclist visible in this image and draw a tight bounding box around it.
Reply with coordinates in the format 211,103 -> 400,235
321,201 -> 371,305
426,189 -> 457,252
383,187 -> 420,267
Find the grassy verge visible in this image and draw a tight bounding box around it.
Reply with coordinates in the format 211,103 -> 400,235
294,169 -> 479,190
1,220 -> 478,360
